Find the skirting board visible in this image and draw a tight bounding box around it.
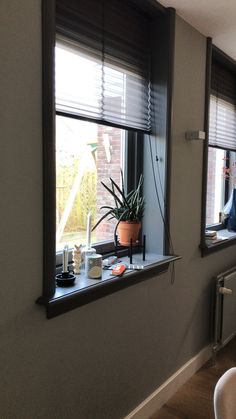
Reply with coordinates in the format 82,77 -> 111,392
124,345 -> 212,419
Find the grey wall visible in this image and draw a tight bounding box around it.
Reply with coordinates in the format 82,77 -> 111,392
1,3 -> 236,419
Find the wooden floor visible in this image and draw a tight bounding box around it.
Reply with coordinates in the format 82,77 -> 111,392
151,337 -> 236,419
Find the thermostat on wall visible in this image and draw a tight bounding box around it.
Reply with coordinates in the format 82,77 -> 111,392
185,130 -> 205,140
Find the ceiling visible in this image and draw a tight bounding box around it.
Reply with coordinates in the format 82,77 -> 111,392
158,0 -> 236,61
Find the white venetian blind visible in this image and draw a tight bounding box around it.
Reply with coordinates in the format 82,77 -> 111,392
56,0 -> 151,132
209,62 -> 236,151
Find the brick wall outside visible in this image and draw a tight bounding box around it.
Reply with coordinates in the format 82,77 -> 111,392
95,125 -> 122,242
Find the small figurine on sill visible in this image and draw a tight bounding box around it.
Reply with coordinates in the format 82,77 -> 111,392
73,244 -> 82,274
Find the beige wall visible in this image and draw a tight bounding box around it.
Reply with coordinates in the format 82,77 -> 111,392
1,2 -> 236,418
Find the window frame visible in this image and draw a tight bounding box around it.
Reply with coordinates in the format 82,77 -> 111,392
38,0 -> 177,315
41,0 -> 144,291
201,40 -> 236,255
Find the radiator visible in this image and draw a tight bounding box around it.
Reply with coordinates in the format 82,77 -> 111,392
214,266 -> 236,352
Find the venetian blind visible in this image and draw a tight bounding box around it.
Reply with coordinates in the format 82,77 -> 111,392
209,62 -> 236,151
56,0 -> 151,132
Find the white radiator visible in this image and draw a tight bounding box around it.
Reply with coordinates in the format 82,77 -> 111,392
214,266 -> 236,352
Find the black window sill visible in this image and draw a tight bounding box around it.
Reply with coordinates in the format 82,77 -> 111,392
37,253 -> 180,318
200,229 -> 236,256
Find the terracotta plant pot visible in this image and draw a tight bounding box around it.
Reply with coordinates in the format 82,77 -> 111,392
117,221 -> 141,246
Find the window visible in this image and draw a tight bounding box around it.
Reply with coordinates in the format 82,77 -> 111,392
202,44 -> 236,252
206,61 -> 236,227
55,0 -> 151,255
39,0 -> 176,315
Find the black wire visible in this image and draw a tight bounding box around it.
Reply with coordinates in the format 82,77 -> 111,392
170,260 -> 175,285
151,87 -> 176,283
148,137 -> 165,225
155,155 -> 165,205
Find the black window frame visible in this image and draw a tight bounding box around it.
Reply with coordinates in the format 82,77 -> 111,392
38,0 -> 178,316
201,40 -> 236,255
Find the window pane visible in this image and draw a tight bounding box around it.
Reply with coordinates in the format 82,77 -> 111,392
206,148 -> 225,225
56,116 -> 125,251
228,151 -> 236,190
56,42 -> 103,121
55,39 -> 150,131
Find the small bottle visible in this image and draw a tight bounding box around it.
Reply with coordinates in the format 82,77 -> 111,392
81,246 -> 96,272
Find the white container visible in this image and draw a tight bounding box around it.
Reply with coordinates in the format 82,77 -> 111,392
85,254 -> 102,279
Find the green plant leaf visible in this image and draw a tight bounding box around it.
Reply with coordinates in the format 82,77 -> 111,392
120,168 -> 125,195
111,181 -> 119,209
110,177 -> 130,208
92,208 -> 116,231
100,205 -> 114,210
101,181 -> 124,207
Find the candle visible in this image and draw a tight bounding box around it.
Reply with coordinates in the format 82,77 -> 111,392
86,212 -> 91,249
63,244 -> 69,273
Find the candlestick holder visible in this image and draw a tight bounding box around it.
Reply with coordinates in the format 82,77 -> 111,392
56,271 -> 76,287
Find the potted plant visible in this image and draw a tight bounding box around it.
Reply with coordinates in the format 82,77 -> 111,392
92,173 -> 145,246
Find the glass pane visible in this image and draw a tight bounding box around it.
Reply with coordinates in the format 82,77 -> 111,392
56,116 -> 125,251
55,41 -> 103,120
56,39 -> 150,131
206,148 -> 225,226
228,151 -> 236,190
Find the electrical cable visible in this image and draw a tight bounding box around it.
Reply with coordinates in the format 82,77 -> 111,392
155,155 -> 165,205
148,136 -> 174,253
155,150 -> 176,284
